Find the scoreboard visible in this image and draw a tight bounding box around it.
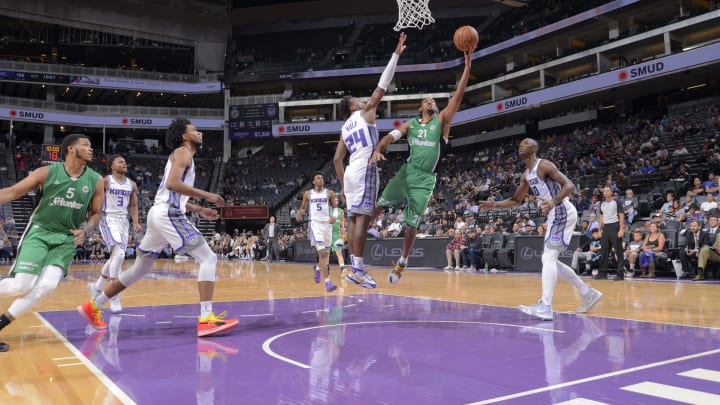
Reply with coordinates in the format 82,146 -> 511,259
228,103 -> 278,140
41,144 -> 63,164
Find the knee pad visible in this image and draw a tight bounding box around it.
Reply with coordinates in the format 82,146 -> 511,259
0,273 -> 37,297
119,254 -> 156,286
34,265 -> 63,297
190,244 -> 217,282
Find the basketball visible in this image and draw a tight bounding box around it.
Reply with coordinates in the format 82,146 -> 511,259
453,25 -> 479,52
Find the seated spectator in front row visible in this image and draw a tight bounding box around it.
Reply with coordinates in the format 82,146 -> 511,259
444,230 -> 467,272
624,229 -> 645,278
460,228 -> 483,272
638,223 -> 666,278
572,228 -> 602,275
696,230 -> 720,281
680,220 -> 710,279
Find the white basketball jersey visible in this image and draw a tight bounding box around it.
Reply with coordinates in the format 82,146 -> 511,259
525,159 -> 565,203
155,147 -> 195,214
309,188 -> 330,223
341,110 -> 379,166
103,175 -> 133,218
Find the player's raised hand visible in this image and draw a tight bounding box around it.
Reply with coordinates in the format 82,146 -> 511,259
395,32 -> 407,55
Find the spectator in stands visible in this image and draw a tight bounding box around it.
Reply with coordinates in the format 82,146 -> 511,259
687,177 -> 705,199
0,235 -> 11,261
639,222 -> 666,278
624,229 -> 645,277
680,220 -> 709,279
700,193 -> 718,219
703,172 -> 719,196
580,220 -> 591,237
387,218 -> 403,237
444,230 -> 466,272
479,138 -> 602,321
461,228 -> 482,272
587,213 -> 600,233
696,225 -> 720,281
371,45 -> 473,285
703,216 -> 720,240
621,189 -> 639,224
572,228 -> 602,275
660,192 -> 677,217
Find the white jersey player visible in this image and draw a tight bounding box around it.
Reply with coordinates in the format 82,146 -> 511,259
296,172 -> 339,292
333,32 -> 406,289
90,155 -> 141,313
479,138 -> 602,321
78,118 -> 239,338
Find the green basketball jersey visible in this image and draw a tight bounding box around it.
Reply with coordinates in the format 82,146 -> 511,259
406,115 -> 443,172
31,163 -> 100,233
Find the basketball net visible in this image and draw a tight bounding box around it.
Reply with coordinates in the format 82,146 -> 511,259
394,0 -> 435,31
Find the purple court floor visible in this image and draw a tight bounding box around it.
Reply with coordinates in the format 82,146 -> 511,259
40,294 -> 720,404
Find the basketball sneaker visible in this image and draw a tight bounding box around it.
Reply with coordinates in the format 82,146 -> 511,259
0,341 -> 8,352
197,338 -> 240,360
576,288 -> 603,313
77,300 -> 107,330
388,261 -> 406,284
109,295 -> 123,314
197,311 -> 240,337
346,267 -> 377,289
325,280 -> 337,293
313,265 -> 321,284
518,301 -> 554,321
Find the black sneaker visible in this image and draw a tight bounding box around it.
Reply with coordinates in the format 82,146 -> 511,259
0,341 -> 8,352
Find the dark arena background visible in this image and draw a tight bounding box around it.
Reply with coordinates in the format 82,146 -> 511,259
1,0 -> 720,404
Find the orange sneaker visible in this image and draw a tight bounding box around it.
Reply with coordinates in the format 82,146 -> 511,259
197,311 -> 239,337
197,338 -> 240,360
77,300 -> 107,330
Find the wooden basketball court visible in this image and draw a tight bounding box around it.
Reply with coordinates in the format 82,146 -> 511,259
1,259 -> 718,404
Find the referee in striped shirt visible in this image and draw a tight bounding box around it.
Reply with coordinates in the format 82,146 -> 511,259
597,186 -> 625,280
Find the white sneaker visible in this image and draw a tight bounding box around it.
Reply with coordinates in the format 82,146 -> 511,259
461,265 -> 469,270
518,301 -> 553,321
454,266 -> 462,271
443,265 -> 453,270
109,295 -> 123,314
576,288 -> 603,313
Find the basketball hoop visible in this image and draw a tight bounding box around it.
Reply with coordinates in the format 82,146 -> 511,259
394,0 -> 435,31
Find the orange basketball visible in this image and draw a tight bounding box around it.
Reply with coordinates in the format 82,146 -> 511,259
453,25 -> 479,52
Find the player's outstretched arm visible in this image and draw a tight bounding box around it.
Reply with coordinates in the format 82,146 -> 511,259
0,166 -> 49,204
364,32 -> 407,117
369,121 -> 409,166
440,49 -> 474,136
